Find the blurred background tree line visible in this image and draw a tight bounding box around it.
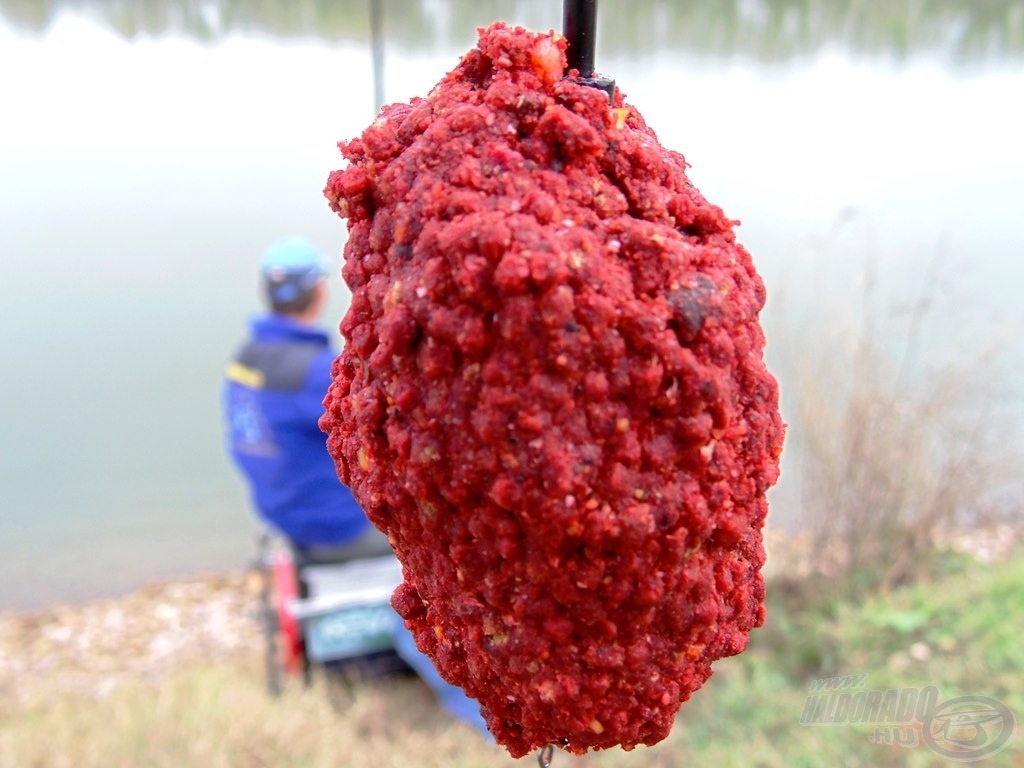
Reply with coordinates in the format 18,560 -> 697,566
3,0 -> 1023,64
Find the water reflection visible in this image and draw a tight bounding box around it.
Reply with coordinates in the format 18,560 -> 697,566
2,0 -> 1022,64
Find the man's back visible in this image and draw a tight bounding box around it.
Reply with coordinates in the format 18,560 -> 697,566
224,313 -> 367,549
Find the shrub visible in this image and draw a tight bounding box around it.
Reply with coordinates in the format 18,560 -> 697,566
769,251 -> 1019,599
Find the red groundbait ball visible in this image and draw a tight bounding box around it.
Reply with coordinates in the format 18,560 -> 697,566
321,22 -> 785,758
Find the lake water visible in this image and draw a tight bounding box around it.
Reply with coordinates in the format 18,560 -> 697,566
2,0 -> 1022,612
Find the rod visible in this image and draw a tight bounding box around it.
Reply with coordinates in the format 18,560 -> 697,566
369,0 -> 385,113
563,0 -> 597,77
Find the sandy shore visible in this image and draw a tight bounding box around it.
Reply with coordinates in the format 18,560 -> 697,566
0,570 -> 265,708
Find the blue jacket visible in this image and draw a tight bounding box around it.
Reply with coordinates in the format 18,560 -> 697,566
223,313 -> 369,548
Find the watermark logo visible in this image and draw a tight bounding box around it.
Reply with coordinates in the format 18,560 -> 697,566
801,677 -> 1016,762
923,696 -> 1016,762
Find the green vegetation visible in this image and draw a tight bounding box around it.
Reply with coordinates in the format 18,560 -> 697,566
2,551 -> 1020,767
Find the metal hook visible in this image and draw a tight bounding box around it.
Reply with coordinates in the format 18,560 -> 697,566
537,744 -> 555,767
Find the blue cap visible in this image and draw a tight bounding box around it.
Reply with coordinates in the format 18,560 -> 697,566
260,237 -> 328,276
260,237 -> 329,305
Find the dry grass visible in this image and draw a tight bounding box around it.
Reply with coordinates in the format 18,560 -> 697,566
768,253 -> 1020,597
0,657 -> 493,768
0,656 -> 693,768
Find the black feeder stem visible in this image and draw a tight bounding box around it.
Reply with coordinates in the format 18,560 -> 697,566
564,0 -> 597,77
563,0 -> 615,101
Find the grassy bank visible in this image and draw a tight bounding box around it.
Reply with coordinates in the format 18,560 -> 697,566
1,549 -> 1020,768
